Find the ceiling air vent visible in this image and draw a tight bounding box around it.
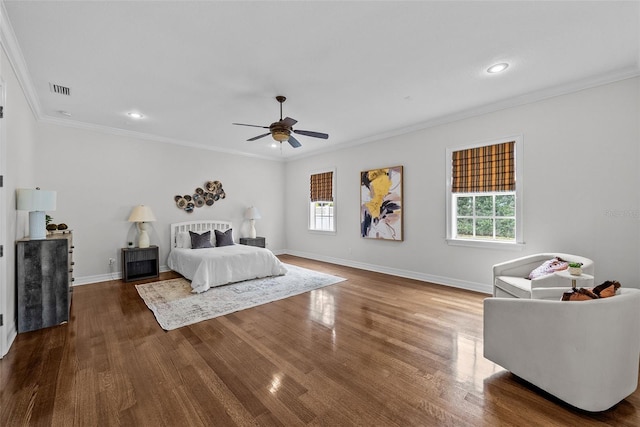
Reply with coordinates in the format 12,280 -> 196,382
49,83 -> 71,96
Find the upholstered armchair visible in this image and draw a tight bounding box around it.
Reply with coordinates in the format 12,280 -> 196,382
493,253 -> 594,298
483,288 -> 640,411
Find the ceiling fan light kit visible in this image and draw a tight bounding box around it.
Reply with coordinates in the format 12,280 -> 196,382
272,129 -> 290,142
233,96 -> 329,148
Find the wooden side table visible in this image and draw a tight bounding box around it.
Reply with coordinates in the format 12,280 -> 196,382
239,237 -> 266,248
122,246 -> 159,282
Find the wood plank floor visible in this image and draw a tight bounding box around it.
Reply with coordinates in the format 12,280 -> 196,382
1,255 -> 639,426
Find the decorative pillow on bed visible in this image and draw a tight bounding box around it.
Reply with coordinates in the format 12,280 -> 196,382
189,230 -> 214,249
176,231 -> 192,249
215,229 -> 234,247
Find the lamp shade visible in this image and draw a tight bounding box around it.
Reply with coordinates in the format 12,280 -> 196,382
16,188 -> 57,211
128,205 -> 156,222
244,206 -> 261,220
16,188 -> 57,240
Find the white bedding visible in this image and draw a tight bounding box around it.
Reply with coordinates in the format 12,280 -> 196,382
167,244 -> 287,293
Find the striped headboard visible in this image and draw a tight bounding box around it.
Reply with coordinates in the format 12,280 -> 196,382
170,220 -> 232,248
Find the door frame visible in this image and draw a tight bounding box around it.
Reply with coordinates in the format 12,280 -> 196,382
0,79 -> 7,358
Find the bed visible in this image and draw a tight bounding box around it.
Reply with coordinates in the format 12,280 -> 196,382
167,220 -> 287,293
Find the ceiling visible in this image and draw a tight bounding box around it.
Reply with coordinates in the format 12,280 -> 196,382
3,1 -> 639,160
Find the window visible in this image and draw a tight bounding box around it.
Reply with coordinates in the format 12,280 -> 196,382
309,170 -> 335,232
454,193 -> 516,240
446,137 -> 523,247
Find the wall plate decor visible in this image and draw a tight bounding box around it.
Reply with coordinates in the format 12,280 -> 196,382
175,181 -> 226,213
360,166 -> 403,240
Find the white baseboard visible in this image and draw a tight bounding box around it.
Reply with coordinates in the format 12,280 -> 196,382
73,253 -> 492,296
1,324 -> 17,358
283,249 -> 493,295
73,265 -> 172,286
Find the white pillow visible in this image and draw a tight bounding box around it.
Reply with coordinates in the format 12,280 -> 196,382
176,231 -> 192,249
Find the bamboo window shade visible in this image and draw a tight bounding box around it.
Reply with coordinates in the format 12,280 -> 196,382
452,141 -> 515,193
310,171 -> 333,202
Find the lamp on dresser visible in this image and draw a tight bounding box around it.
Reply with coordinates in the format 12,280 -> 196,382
244,206 -> 261,239
128,205 -> 156,248
16,187 -> 57,240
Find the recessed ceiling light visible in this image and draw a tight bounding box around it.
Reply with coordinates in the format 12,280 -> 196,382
487,63 -> 509,74
127,112 -> 144,119
57,110 -> 72,117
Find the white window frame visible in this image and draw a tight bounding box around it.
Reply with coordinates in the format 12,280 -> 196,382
308,168 -> 336,234
445,135 -> 524,250
452,192 -> 517,240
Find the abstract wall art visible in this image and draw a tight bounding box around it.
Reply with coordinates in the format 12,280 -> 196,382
360,166 -> 403,240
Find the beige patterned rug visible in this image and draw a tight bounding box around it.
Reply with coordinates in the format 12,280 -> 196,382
135,264 -> 346,330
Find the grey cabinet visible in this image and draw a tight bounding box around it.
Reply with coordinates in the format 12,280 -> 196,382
16,232 -> 74,333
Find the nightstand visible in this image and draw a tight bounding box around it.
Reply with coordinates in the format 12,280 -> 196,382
239,237 -> 265,248
122,246 -> 159,282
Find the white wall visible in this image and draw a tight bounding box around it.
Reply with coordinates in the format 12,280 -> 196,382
34,123 -> 286,284
2,67 -> 637,357
1,45 -> 39,356
285,77 -> 640,292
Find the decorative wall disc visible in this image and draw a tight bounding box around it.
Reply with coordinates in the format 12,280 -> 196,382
175,181 -> 226,212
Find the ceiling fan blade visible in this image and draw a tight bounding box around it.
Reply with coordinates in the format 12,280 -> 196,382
281,117 -> 298,127
293,129 -> 329,139
288,135 -> 302,148
233,123 -> 269,129
247,132 -> 271,141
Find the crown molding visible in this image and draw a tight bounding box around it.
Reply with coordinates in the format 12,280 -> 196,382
288,67 -> 640,161
2,0 -> 638,164
0,1 -> 43,120
0,0 -> 285,163
38,115 -> 285,162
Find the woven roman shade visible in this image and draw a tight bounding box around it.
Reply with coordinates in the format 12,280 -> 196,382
452,141 -> 515,193
310,171 -> 333,202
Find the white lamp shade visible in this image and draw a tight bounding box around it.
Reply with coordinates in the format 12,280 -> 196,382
244,206 -> 261,220
128,205 -> 156,222
16,188 -> 57,211
16,188 -> 56,240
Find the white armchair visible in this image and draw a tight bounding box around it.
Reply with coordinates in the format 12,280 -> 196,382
484,288 -> 640,412
493,253 -> 594,298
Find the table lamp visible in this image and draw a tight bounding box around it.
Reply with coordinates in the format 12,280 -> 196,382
16,188 -> 57,240
244,206 -> 261,239
128,205 -> 156,248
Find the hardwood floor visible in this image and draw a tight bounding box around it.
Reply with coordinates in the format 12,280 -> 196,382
1,255 -> 639,426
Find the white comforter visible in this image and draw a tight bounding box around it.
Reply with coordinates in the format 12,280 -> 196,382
167,244 -> 287,293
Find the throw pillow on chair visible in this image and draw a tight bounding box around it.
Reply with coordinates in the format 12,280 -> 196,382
561,280 -> 621,301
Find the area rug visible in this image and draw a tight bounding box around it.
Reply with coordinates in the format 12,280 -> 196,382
135,264 -> 346,330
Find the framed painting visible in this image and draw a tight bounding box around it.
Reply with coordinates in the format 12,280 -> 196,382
360,166 -> 403,240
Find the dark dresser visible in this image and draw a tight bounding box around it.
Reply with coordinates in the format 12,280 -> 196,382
16,232 -> 74,333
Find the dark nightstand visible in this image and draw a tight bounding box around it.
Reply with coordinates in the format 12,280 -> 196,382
239,237 -> 266,248
122,246 -> 159,282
